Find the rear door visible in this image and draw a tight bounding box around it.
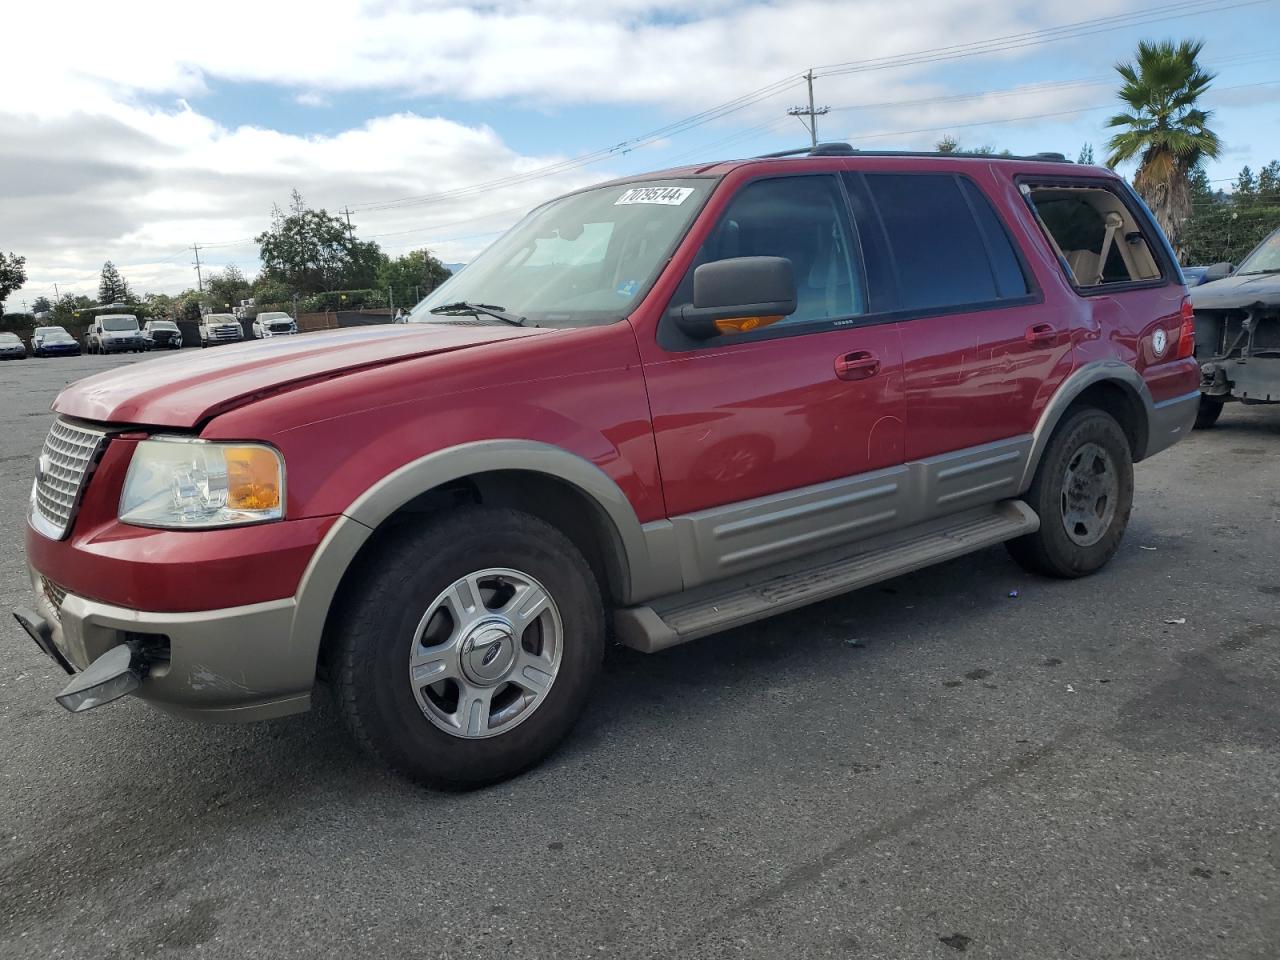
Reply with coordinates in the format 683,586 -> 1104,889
848,169 -> 1074,515
641,173 -> 908,586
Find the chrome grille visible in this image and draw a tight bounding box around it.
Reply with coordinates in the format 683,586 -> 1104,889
31,419 -> 107,540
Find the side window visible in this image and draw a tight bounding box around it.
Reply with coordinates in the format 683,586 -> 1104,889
1027,184 -> 1162,287
959,179 -> 1031,299
865,173 -> 1024,312
673,175 -> 866,332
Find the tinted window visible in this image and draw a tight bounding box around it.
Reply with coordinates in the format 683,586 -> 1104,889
866,174 -> 1002,311
960,179 -> 1030,298
676,175 -> 866,330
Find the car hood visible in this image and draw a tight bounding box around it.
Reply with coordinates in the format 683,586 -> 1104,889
54,323 -> 550,428
1190,272 -> 1280,310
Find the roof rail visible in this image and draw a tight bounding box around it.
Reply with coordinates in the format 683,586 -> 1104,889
751,144 -> 1074,163
754,141 -> 856,159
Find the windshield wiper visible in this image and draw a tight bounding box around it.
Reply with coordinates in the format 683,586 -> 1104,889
428,301 -> 526,326
1236,268 -> 1280,276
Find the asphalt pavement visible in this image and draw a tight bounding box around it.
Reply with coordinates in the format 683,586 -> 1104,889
1,351 -> 1277,959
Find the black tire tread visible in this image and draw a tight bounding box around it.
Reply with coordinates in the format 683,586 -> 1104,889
1006,407 -> 1134,579
330,506 -> 604,789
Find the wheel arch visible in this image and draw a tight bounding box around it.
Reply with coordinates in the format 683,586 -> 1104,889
1020,361 -> 1154,491
290,441 -> 674,685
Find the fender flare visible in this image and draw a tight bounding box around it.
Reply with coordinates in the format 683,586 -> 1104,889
1019,360 -> 1155,490
288,440 -> 666,675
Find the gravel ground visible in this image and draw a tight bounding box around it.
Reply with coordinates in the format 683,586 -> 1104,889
1,351 -> 1277,960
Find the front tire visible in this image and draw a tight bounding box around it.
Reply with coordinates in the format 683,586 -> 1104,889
1194,396 -> 1224,429
1006,408 -> 1134,579
331,506 -> 605,789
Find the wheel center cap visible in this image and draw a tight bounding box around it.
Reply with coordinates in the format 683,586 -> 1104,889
460,621 -> 516,685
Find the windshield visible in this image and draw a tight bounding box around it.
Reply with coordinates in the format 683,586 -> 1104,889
0,333 -> 19,344
1237,228 -> 1280,275
41,329 -> 73,339
205,314 -> 236,323
408,178 -> 712,328
150,321 -> 178,331
258,312 -> 290,322
102,315 -> 139,331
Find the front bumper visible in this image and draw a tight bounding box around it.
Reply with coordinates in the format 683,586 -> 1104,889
21,566 -> 310,722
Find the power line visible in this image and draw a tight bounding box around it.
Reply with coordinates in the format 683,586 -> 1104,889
814,0 -> 1267,79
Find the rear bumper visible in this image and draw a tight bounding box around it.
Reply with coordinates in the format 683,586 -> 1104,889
20,566 -> 310,722
1146,389 -> 1199,457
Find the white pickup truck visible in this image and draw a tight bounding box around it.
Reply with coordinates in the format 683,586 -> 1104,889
198,313 -> 244,347
252,311 -> 298,338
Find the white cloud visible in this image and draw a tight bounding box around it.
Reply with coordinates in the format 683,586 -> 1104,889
0,0 -> 1216,307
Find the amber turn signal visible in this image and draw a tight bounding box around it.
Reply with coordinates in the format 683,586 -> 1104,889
713,315 -> 784,335
226,446 -> 283,511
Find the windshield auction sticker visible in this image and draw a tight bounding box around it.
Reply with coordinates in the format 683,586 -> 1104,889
615,186 -> 694,205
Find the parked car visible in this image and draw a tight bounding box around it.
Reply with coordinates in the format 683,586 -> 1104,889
252,311 -> 298,338
14,145 -> 1199,788
86,314 -> 146,354
1181,265 -> 1210,286
142,320 -> 183,350
0,332 -> 27,359
1189,226 -> 1280,427
198,313 -> 244,347
30,326 -> 81,357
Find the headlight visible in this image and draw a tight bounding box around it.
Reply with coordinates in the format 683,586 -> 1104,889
119,439 -> 285,528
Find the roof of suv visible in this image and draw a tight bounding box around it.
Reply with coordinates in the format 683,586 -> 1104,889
592,143 -> 1115,190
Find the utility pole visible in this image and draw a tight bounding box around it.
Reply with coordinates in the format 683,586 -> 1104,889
787,70 -> 829,148
53,283 -> 60,301
192,244 -> 204,292
341,207 -> 355,240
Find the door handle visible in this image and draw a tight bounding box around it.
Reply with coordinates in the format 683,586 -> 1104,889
1025,323 -> 1058,346
834,351 -> 880,381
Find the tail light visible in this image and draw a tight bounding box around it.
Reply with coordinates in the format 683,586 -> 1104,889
1175,297 -> 1196,360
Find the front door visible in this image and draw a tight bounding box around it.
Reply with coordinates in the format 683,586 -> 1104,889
639,173 -> 908,586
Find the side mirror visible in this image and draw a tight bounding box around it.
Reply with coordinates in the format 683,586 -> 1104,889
1203,261 -> 1234,283
674,256 -> 797,339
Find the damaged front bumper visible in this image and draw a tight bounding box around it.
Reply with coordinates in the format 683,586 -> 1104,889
14,566 -> 311,722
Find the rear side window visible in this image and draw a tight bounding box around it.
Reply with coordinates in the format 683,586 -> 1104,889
1025,184 -> 1163,287
864,173 -> 1029,313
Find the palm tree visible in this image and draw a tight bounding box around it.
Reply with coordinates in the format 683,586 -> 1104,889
1105,39 -> 1221,255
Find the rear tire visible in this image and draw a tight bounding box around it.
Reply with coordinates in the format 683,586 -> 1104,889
1193,396 -> 1224,429
331,506 -> 605,789
1006,408 -> 1134,579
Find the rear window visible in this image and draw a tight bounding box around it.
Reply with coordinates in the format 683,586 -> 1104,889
864,173 -> 1029,313
1025,183 -> 1162,287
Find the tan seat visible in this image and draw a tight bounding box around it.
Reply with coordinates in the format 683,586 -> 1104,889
1065,249 -> 1101,286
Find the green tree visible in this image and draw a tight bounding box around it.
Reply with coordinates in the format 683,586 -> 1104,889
256,190 -> 387,294
97,260 -> 131,303
250,274 -> 294,309
376,249 -> 452,307
1179,157 -> 1280,266
0,251 -> 27,312
935,135 -> 960,154
1105,39 -> 1221,254
31,295 -> 52,314
1078,143 -> 1095,165
143,292 -> 177,320
206,264 -> 253,311
51,293 -> 97,326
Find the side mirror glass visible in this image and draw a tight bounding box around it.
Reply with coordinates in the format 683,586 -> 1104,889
673,256 -> 797,339
1203,261 -> 1234,283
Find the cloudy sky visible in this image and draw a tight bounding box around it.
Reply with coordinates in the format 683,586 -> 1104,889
2,0 -> 1278,309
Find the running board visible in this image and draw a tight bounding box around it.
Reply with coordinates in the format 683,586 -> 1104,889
615,500 -> 1039,653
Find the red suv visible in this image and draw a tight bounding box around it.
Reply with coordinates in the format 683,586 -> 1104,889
14,145 -> 1199,787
